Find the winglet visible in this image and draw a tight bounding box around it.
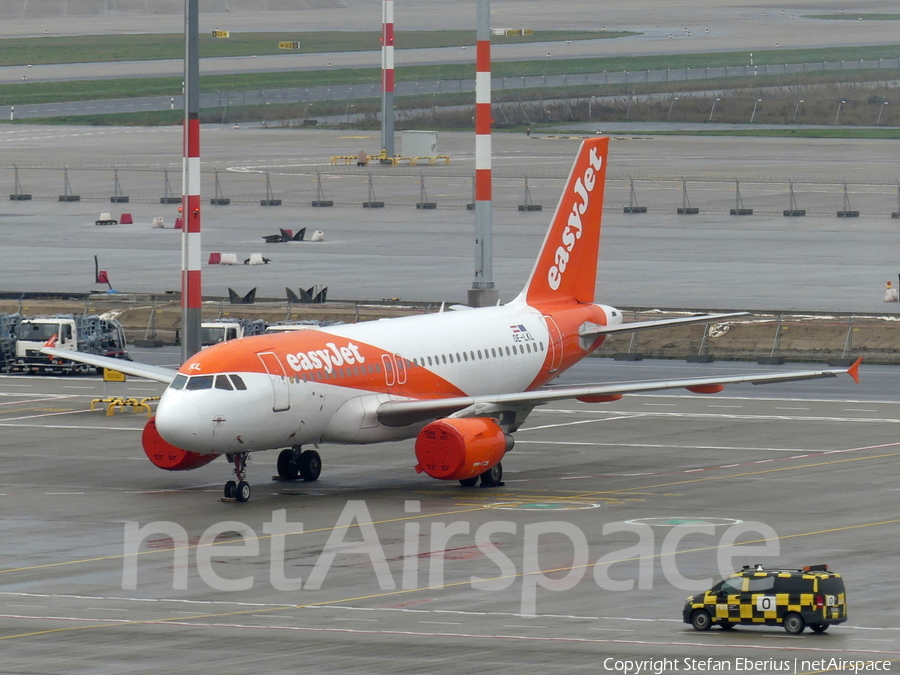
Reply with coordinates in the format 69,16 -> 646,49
43,334 -> 57,349
847,357 -> 862,384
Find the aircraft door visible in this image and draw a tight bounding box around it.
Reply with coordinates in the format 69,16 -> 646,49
257,352 -> 291,412
381,354 -> 407,394
544,316 -> 564,373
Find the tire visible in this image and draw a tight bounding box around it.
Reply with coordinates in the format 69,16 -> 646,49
224,480 -> 236,499
690,609 -> 712,632
809,623 -> 828,634
480,462 -> 503,487
277,448 -> 299,480
783,612 -> 806,635
719,621 -> 735,631
299,450 -> 322,482
459,476 -> 479,487
236,480 -> 251,502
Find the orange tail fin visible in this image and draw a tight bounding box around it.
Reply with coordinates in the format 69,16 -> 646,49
518,137 -> 609,308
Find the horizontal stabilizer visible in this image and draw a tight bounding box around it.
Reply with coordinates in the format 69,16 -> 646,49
581,312 -> 749,337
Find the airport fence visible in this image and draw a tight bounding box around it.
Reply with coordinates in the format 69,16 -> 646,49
6,165 -> 900,218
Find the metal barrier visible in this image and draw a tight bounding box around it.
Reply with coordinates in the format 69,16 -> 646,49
90,396 -> 159,417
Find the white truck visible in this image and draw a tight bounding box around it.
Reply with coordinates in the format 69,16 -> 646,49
11,314 -> 129,374
200,319 -> 266,347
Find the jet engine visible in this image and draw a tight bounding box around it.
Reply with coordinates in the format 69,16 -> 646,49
414,417 -> 512,481
142,417 -> 218,471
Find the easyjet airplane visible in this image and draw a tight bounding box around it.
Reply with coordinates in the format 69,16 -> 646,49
44,138 -> 859,502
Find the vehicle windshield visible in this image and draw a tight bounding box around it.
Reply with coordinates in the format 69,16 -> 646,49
710,577 -> 743,594
19,322 -> 61,341
201,327 -> 227,346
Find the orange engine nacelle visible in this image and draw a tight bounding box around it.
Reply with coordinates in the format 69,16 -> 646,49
685,384 -> 725,394
576,394 -> 623,403
414,418 -> 512,481
142,417 -> 219,471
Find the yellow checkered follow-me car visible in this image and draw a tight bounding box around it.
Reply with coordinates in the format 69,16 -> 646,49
683,564 -> 847,635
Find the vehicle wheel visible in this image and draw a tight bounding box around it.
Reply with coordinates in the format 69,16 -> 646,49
236,480 -> 251,502
690,609 -> 712,632
480,462 -> 503,487
459,476 -> 479,487
783,612 -> 806,635
809,623 -> 828,634
224,480 -> 236,499
277,448 -> 299,480
299,450 -> 321,482
719,621 -> 734,631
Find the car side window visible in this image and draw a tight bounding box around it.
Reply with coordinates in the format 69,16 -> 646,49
747,576 -> 775,592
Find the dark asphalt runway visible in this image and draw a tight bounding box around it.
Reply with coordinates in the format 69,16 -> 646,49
0,359 -> 897,672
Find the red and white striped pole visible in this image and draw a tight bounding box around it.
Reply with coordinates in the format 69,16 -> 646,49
380,0 -> 395,160
181,0 -> 202,359
469,0 -> 497,306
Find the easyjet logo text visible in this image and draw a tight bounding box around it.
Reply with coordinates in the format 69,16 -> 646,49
547,146 -> 603,291
285,342 -> 366,374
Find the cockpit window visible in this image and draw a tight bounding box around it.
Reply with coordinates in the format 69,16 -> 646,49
170,374 -> 188,390
230,374 -> 247,390
185,375 -> 214,390
215,375 -> 233,391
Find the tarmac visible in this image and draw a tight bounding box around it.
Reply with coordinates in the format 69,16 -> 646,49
1,356 -> 898,672
2,127 -> 900,313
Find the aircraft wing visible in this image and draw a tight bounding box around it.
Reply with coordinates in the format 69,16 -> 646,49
40,346 -> 178,384
582,311 -> 749,337
376,359 -> 861,427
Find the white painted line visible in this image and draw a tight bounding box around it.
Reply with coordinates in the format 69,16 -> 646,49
332,617 -> 378,622
504,625 -> 548,629
0,423 -> 142,431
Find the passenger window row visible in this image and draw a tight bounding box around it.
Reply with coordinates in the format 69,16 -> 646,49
292,362 -> 382,383
412,341 -> 546,368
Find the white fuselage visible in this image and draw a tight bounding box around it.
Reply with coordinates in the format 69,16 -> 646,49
155,302 -> 579,455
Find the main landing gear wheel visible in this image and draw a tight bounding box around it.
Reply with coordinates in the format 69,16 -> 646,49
277,448 -> 300,480
298,449 -> 321,482
458,476 -> 479,487
223,452 -> 251,502
479,462 -> 503,488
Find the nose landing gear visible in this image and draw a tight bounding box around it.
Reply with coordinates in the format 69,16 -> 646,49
224,452 -> 251,502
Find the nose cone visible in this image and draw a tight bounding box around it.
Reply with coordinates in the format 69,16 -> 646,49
155,391 -> 205,451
